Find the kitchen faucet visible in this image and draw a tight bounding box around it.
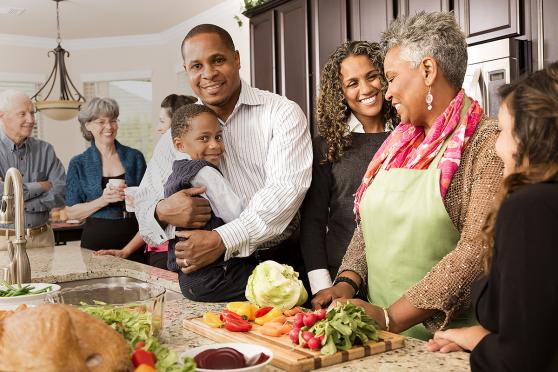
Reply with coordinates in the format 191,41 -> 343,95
0,168 -> 30,284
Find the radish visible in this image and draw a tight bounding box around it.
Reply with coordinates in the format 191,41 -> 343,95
301,331 -> 315,342
303,313 -> 318,327
307,337 -> 321,350
293,313 -> 304,328
288,328 -> 300,344
315,309 -> 326,321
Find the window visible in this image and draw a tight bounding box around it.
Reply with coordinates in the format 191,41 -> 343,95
0,81 -> 42,138
83,80 -> 153,159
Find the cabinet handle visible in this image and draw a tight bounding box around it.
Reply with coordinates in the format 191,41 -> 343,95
537,0 -> 545,70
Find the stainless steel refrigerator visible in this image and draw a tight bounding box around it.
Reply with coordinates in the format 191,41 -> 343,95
462,38 -> 529,118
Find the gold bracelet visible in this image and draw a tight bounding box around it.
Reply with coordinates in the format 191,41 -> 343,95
382,307 -> 390,332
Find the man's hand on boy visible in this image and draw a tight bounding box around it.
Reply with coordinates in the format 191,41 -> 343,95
174,230 -> 225,273
156,187 -> 211,228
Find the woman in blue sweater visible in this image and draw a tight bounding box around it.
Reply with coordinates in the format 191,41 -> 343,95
65,97 -> 147,263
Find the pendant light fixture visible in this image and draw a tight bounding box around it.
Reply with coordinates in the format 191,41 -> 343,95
31,0 -> 85,121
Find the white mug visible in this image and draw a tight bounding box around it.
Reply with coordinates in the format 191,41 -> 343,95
124,186 -> 139,212
107,178 -> 125,188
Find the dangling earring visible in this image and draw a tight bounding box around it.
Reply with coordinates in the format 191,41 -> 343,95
426,86 -> 433,111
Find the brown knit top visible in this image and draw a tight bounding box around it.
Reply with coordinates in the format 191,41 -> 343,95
337,117 -> 504,331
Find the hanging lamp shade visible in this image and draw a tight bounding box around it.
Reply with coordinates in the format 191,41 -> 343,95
31,0 -> 85,121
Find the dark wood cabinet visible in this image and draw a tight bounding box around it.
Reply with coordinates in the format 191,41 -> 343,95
456,0 -> 521,45
250,11 -> 276,93
350,0 -> 394,42
397,0 -> 449,15
276,0 -> 311,118
310,0 -> 348,102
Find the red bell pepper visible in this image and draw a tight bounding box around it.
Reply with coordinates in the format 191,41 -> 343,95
131,348 -> 156,368
223,317 -> 252,332
220,309 -> 245,322
254,306 -> 273,318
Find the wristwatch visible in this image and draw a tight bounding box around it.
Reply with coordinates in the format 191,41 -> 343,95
334,276 -> 359,295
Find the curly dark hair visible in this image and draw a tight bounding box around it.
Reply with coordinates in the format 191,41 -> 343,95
171,103 -> 218,139
316,41 -> 398,163
481,62 -> 558,272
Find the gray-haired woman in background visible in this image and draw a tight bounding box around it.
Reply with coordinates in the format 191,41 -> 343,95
65,97 -> 147,262
313,11 -> 503,340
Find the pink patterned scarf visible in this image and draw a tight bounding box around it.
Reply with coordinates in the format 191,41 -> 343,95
353,89 -> 483,221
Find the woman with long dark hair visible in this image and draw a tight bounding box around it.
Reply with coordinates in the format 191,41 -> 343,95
427,63 -> 558,371
301,41 -> 398,295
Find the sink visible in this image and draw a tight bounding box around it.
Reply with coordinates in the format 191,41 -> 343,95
57,276 -> 184,302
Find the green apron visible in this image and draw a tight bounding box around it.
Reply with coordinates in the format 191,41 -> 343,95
360,112 -> 477,340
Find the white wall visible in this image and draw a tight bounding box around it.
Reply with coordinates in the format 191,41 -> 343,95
0,0 -> 250,167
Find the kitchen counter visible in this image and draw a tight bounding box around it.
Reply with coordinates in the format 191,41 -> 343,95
2,242 -> 471,372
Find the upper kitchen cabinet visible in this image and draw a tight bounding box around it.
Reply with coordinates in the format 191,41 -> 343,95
396,0 -> 450,16
250,11 -> 275,93
455,0 -> 521,45
276,0 -> 311,119
350,0 -> 394,42
244,0 -> 311,121
310,0 -> 348,98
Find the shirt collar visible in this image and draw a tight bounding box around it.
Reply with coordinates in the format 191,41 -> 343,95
0,126 -> 28,150
236,79 -> 264,107
347,113 -> 365,133
174,149 -> 192,161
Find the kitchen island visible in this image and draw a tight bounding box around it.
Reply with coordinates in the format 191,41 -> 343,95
4,242 -> 471,372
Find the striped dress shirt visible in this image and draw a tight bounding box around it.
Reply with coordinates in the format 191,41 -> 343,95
135,80 -> 312,260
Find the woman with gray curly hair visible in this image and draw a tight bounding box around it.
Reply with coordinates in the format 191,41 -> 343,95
300,40 -> 398,295
313,11 -> 504,340
65,97 -> 147,263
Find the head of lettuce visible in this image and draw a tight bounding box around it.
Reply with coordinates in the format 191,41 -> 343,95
245,260 -> 308,309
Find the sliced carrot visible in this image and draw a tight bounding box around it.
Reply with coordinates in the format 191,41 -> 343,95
266,315 -> 287,325
283,307 -> 302,317
260,321 -> 282,329
278,323 -> 293,334
259,319 -> 292,335
259,326 -> 284,337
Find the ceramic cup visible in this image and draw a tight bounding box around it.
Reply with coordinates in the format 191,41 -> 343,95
124,186 -> 139,212
107,178 -> 125,188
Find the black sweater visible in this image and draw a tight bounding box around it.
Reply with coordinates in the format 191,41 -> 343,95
300,132 -> 389,277
471,182 -> 558,372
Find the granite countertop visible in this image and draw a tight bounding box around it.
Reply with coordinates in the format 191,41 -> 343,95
1,242 -> 471,372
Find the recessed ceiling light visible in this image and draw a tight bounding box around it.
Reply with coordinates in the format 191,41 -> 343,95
0,7 -> 26,16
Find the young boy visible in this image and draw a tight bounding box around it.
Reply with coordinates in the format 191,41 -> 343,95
165,104 -> 250,302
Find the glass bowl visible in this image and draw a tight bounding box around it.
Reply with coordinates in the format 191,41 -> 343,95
44,281 -> 166,336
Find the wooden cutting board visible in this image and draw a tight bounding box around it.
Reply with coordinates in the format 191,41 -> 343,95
183,316 -> 405,371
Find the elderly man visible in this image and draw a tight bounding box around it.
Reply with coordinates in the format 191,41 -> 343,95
135,24 -> 312,302
0,90 -> 66,249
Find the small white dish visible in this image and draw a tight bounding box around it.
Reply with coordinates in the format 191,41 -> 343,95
0,283 -> 61,310
182,343 -> 273,372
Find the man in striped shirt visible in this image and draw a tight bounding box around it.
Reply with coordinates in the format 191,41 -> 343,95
135,24 -> 312,300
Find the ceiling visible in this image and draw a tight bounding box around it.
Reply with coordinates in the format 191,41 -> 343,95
0,0 -> 228,39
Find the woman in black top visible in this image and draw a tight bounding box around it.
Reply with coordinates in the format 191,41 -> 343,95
300,41 -> 398,295
426,63 -> 558,371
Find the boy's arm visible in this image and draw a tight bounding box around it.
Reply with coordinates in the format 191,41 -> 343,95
190,166 -> 244,224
